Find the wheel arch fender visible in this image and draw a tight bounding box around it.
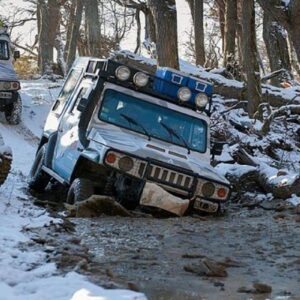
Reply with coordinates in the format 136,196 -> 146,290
70,149 -> 101,182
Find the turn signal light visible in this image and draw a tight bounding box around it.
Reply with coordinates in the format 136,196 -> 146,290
106,153 -> 117,164
217,187 -> 227,198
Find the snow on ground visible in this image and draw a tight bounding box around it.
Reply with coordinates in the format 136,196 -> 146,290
0,79 -> 146,300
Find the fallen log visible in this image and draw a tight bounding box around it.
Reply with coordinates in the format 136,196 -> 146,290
233,148 -> 300,199
261,104 -> 300,134
111,51 -> 300,108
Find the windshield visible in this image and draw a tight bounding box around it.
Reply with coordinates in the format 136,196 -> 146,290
98,89 -> 207,153
0,40 -> 9,60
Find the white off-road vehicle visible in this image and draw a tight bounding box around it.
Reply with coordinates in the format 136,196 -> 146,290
0,26 -> 22,125
29,57 -> 231,214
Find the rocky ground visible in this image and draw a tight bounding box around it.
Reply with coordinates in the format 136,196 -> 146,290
27,193 -> 300,300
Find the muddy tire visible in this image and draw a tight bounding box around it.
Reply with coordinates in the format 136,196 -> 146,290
28,145 -> 50,192
5,94 -> 22,125
0,153 -> 12,186
67,178 -> 94,204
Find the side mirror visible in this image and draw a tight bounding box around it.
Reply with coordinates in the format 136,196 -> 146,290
211,141 -> 225,157
77,96 -> 89,112
14,50 -> 20,60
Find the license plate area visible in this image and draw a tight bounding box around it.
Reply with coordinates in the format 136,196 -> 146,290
194,198 -> 219,213
0,92 -> 12,99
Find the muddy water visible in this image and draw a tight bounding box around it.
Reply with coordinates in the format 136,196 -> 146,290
73,208 -> 300,300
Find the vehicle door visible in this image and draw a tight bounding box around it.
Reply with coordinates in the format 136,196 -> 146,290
43,67 -> 83,136
52,78 -> 93,181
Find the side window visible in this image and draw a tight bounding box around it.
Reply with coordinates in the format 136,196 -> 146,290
52,69 -> 82,115
0,41 -> 9,60
70,87 -> 88,114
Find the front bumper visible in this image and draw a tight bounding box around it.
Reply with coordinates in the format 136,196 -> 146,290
0,90 -> 18,106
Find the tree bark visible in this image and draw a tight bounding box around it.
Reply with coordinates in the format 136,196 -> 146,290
64,1 -> 76,61
47,0 -> 60,65
194,0 -> 205,66
258,0 -> 300,65
224,0 -> 237,66
66,0 -> 83,71
147,0 -> 179,69
38,0 -> 51,74
215,0 -> 225,52
241,0 -> 261,117
85,0 -> 101,57
144,8 -> 156,44
263,12 -> 291,86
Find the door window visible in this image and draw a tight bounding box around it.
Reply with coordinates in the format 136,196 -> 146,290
52,69 -> 82,115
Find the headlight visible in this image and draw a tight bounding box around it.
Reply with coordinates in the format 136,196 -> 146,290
195,93 -> 208,108
133,72 -> 149,87
115,66 -> 131,81
3,82 -> 10,90
177,87 -> 192,102
118,156 -> 134,172
197,179 -> 230,201
0,81 -> 20,91
104,150 -> 147,177
201,182 -> 215,197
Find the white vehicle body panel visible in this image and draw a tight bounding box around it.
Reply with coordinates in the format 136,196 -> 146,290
87,83 -> 229,184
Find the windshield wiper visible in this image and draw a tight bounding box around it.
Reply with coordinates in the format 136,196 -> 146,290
160,122 -> 191,154
120,113 -> 151,141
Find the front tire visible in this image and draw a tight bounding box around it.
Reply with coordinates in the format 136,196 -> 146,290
67,178 -> 94,204
5,94 -> 22,125
28,145 -> 50,192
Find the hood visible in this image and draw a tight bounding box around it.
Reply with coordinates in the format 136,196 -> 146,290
89,126 -> 230,185
0,62 -> 18,81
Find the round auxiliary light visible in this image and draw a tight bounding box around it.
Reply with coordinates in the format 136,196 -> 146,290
118,156 -> 134,172
3,82 -> 11,90
195,93 -> 208,108
217,187 -> 227,198
115,66 -> 131,81
133,72 -> 149,87
12,82 -> 19,90
106,152 -> 117,164
177,87 -> 192,102
201,182 -> 215,198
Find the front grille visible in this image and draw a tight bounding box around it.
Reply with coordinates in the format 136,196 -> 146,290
147,164 -> 194,190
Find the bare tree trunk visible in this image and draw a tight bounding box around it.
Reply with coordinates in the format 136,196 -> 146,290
134,9 -> 141,54
215,0 -> 225,52
258,0 -> 300,64
147,0 -> 179,69
224,0 -> 237,66
47,0 -> 60,65
66,0 -> 83,71
38,0 -> 51,74
64,1 -> 76,61
185,0 -> 194,22
85,0 -> 101,57
144,9 -> 156,44
194,0 -> 205,66
236,0 -> 243,65
241,0 -> 261,117
263,13 -> 292,86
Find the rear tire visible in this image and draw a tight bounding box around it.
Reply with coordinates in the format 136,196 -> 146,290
5,94 -> 22,125
67,178 -> 94,204
28,145 -> 50,192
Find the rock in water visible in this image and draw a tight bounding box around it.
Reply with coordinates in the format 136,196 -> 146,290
66,196 -> 132,218
253,282 -> 272,293
184,258 -> 228,277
